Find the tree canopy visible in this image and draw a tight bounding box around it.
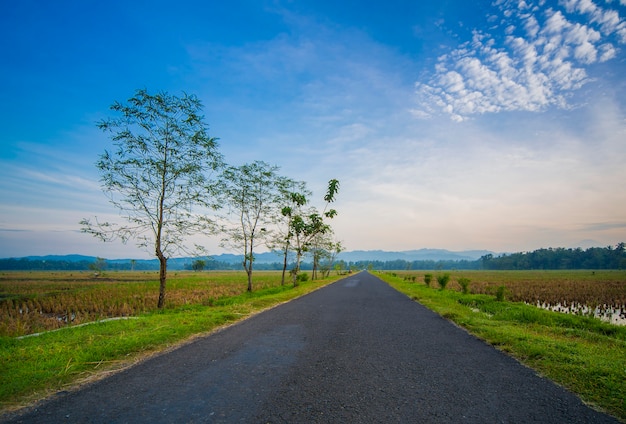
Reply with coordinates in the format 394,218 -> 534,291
81,89 -> 223,307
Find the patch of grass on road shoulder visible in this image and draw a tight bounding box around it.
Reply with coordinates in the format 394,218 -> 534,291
0,276 -> 340,413
378,272 -> 626,422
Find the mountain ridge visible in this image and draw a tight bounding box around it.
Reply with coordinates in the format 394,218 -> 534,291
5,248 -> 495,264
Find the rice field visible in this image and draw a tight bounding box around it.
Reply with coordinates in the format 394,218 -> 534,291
0,270 -> 290,337
3,270 -> 625,338
396,270 -> 626,325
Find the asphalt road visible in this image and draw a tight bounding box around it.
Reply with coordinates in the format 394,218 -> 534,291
2,272 -> 620,423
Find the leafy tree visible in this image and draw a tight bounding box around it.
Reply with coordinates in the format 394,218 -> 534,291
88,257 -> 107,276
458,277 -> 471,294
309,232 -> 331,280
270,179 -> 311,285
219,161 -> 283,292
334,261 -> 346,275
323,240 -> 343,277
436,273 -> 450,290
81,89 -> 223,308
284,179 -> 340,286
309,233 -> 343,280
191,259 -> 206,271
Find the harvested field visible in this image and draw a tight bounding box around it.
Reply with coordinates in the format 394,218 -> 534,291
0,271 -> 288,337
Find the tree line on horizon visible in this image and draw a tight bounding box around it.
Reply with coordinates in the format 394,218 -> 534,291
0,257 -> 330,272
346,243 -> 626,271
479,243 -> 626,270
2,244 -> 624,272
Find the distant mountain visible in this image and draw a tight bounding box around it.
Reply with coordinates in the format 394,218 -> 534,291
4,244 -> 622,271
210,252 -> 285,264
11,249 -> 494,265
337,249 -> 494,262
22,254 -> 97,262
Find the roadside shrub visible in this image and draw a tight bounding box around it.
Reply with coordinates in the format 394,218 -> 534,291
296,273 -> 309,282
424,274 -> 433,287
436,274 -> 450,290
495,285 -> 507,301
458,277 -> 471,294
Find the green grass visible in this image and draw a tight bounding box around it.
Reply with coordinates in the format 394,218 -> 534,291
0,275 -> 340,412
378,272 -> 626,422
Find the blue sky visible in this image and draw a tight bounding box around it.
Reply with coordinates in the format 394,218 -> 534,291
1,0 -> 625,259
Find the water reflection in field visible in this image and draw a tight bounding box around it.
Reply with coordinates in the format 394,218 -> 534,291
531,301 -> 626,326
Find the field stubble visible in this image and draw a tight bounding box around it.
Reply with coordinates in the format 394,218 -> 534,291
0,271 -> 287,337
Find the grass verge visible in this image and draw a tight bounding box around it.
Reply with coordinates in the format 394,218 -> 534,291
378,272 -> 626,422
0,276 -> 340,413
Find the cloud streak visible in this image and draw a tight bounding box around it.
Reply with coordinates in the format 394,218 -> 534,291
416,0 -> 626,121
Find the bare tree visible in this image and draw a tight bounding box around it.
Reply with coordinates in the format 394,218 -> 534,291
81,89 -> 223,308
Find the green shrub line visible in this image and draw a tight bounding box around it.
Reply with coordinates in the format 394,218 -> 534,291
0,276 -> 340,413
378,272 -> 626,422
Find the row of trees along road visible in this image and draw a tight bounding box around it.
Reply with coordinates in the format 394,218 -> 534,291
80,89 -> 340,308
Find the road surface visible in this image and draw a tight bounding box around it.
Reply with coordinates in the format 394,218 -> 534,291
2,272 -> 619,423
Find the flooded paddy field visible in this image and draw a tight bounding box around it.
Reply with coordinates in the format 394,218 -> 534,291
396,270 -> 626,325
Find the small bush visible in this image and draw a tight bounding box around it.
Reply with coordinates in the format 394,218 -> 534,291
424,274 -> 433,287
495,285 -> 507,301
296,273 -> 309,282
458,277 -> 471,294
436,274 -> 450,290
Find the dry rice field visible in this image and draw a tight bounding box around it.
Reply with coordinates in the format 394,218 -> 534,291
0,270 -> 287,337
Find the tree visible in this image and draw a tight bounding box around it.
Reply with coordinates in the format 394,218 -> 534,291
436,273 -> 450,290
309,233 -> 343,280
268,179 -> 311,285
219,161 -> 283,292
322,240 -> 343,278
81,89 -> 223,308
88,257 -> 107,276
191,259 -> 206,271
285,179 -> 340,286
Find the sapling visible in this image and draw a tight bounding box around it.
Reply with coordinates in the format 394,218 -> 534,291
437,274 -> 450,290
458,277 -> 471,294
496,285 -> 507,301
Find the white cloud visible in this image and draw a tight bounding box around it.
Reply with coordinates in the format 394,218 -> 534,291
416,0 -> 626,120
4,4 -> 624,259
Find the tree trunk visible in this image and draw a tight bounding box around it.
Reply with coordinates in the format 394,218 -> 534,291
293,249 -> 302,287
312,252 -> 319,281
245,256 -> 253,292
157,253 -> 167,309
244,244 -> 253,292
280,244 -> 289,286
